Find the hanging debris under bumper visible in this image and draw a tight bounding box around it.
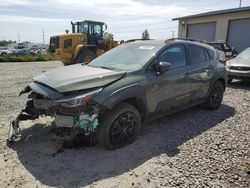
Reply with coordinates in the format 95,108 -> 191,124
7,83 -> 104,143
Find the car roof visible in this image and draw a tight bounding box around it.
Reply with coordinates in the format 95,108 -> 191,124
131,39 -> 216,51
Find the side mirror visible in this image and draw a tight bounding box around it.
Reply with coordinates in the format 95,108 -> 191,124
155,61 -> 171,73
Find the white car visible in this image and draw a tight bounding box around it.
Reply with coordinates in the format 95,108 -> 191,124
0,47 -> 12,56
226,47 -> 250,82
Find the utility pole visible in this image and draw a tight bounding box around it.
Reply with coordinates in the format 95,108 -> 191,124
239,0 -> 242,7
171,31 -> 175,38
42,30 -> 45,45
18,33 -> 20,43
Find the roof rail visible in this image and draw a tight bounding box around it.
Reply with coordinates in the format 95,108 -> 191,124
165,38 -> 207,44
120,38 -> 152,44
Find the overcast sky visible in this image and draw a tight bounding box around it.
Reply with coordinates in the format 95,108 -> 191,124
0,0 -> 249,43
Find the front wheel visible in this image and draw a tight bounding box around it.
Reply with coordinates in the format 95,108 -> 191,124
97,103 -> 141,150
75,49 -> 96,64
204,81 -> 224,110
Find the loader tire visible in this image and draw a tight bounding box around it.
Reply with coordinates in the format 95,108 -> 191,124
75,49 -> 96,64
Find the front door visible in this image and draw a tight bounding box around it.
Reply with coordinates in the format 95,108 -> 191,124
147,44 -> 192,115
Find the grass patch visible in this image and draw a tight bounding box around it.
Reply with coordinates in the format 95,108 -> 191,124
0,54 -> 55,62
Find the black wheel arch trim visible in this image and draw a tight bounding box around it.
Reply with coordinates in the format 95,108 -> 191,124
209,72 -> 227,94
102,84 -> 149,121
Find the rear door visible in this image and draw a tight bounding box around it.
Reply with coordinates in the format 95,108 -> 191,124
188,44 -> 216,102
147,44 -> 192,114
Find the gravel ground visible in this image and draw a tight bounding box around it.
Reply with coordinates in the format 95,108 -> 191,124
0,61 -> 249,188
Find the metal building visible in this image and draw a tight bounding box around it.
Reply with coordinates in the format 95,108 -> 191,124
173,6 -> 250,52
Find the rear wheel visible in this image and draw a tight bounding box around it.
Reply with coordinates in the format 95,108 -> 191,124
204,81 -> 224,110
75,49 -> 96,64
97,103 -> 141,150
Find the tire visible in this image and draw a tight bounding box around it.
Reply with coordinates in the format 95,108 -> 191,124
97,102 -> 141,150
204,80 -> 224,110
75,49 -> 96,64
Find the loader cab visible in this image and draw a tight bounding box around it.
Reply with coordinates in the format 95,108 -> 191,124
71,20 -> 105,48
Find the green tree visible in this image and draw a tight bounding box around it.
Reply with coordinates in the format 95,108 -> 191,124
0,40 -> 16,46
142,29 -> 150,40
103,32 -> 114,40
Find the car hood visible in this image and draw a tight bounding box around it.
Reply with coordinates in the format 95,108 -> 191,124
33,64 -> 126,93
227,57 -> 250,66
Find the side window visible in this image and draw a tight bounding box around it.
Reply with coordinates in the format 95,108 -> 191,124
159,45 -> 186,69
64,39 -> 72,49
189,45 -> 206,64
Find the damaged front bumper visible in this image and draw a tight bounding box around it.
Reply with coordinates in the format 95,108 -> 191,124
7,82 -> 104,143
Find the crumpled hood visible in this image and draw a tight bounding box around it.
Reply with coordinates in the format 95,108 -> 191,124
33,64 -> 126,93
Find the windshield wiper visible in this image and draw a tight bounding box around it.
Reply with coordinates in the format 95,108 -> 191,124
99,66 -> 116,70
87,64 -> 117,70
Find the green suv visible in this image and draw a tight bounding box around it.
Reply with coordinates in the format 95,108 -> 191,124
8,39 -> 227,149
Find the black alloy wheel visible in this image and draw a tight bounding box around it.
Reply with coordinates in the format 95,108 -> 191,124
97,103 -> 141,150
110,112 -> 138,147
204,81 -> 224,110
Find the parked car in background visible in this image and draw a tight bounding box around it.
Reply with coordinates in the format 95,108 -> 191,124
208,41 -> 238,58
29,48 -> 41,55
12,48 -> 30,56
0,47 -> 13,56
226,47 -> 250,82
8,39 -> 227,149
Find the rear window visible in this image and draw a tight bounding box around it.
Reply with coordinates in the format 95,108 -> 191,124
189,45 -> 206,64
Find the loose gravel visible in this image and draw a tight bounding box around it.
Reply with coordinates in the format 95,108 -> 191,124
0,61 -> 249,188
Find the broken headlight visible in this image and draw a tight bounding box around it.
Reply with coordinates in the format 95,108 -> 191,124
55,88 -> 102,108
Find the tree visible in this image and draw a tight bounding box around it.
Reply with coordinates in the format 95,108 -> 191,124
0,40 -> 16,47
142,29 -> 150,40
103,32 -> 114,40
103,32 -> 116,50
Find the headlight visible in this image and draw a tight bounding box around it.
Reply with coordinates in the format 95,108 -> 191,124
55,88 -> 102,107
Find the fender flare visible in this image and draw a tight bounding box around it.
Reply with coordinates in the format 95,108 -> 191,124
102,84 -> 149,115
209,71 -> 227,93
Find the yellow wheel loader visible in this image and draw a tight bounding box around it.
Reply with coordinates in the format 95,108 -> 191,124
49,20 -> 118,65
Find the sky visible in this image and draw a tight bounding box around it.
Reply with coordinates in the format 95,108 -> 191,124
0,0 -> 250,43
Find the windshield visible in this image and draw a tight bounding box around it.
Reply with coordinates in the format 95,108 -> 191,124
78,23 -> 88,33
89,43 -> 163,71
238,48 -> 250,59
